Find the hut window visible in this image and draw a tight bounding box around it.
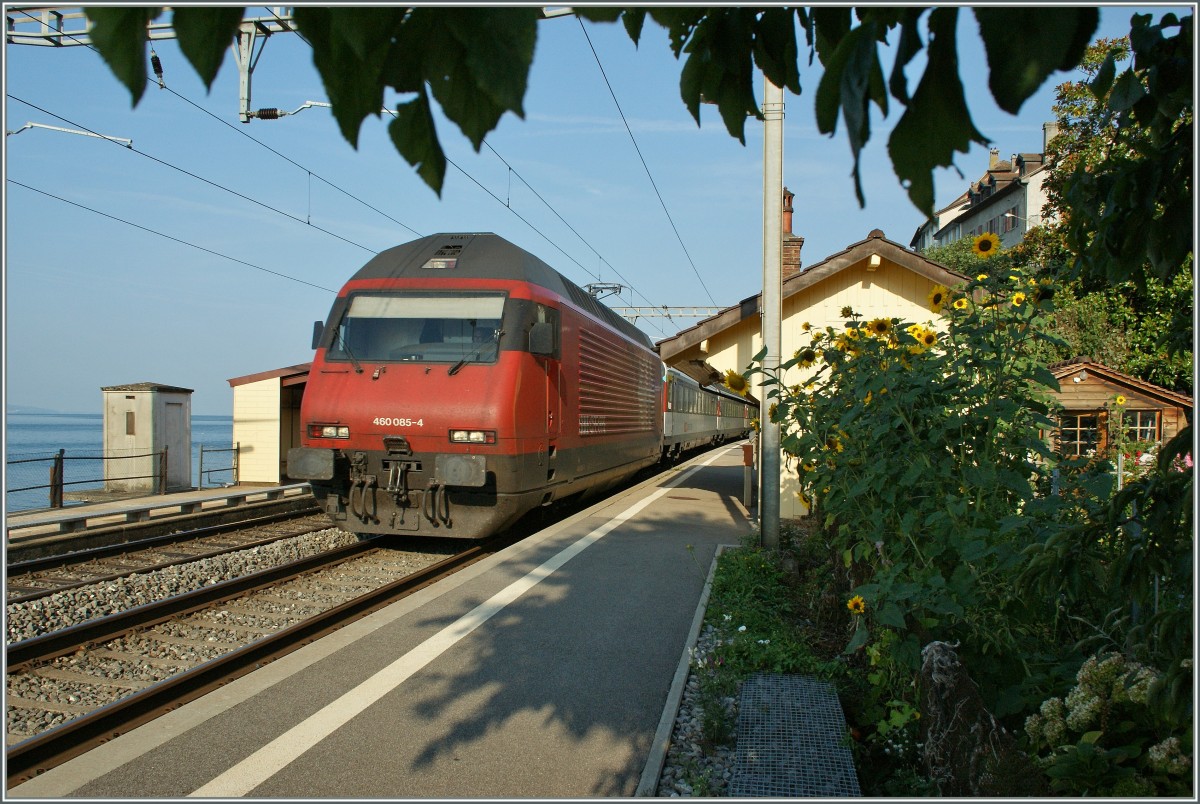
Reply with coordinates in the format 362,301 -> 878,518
126,411 -> 136,436
1124,410 -> 1160,443
1058,413 -> 1100,456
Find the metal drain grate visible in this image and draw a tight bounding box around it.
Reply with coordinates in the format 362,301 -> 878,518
728,673 -> 862,797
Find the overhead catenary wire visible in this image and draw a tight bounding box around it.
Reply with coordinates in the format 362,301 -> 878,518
7,94 -> 379,255
8,8 -> 672,335
8,179 -> 339,294
10,7 -> 423,241
480,141 -> 667,314
576,15 -> 719,308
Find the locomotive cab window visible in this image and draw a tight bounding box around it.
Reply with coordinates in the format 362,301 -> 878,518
327,292 -> 506,364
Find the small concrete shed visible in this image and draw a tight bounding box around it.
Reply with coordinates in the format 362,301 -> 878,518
227,364 -> 310,485
101,382 -> 193,492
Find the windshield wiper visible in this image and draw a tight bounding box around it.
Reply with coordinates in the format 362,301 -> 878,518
448,330 -> 503,376
333,326 -> 364,374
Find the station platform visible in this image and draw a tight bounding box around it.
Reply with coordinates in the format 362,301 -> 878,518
9,444 -> 756,798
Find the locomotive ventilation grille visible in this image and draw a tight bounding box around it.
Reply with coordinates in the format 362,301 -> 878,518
577,329 -> 658,436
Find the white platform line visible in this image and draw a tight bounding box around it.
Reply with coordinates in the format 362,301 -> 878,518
189,449 -> 729,797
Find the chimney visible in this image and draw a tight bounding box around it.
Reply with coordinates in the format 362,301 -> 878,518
988,147 -> 1000,169
781,187 -> 803,280
1043,121 -> 1060,153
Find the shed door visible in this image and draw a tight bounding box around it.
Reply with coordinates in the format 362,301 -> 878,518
165,402 -> 189,488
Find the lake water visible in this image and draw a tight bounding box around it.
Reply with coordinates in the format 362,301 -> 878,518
5,413 -> 235,512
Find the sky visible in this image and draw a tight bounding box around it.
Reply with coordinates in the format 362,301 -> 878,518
3,4 -> 1184,416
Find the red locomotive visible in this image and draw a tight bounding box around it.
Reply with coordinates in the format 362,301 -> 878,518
287,232 -> 665,539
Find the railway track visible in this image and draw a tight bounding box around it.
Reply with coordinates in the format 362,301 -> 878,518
7,511 -> 332,603
5,533 -> 507,786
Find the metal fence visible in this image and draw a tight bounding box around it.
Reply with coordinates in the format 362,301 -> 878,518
6,442 -> 240,513
198,442 -> 239,489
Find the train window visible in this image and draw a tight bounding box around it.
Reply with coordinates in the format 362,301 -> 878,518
328,292 -> 506,364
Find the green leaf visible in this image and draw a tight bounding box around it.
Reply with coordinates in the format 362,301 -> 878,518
752,8 -> 802,96
294,7 -> 398,148
876,601 -> 906,629
844,623 -> 870,653
1108,69 -> 1148,112
677,10 -> 761,144
84,6 -> 164,105
388,91 -> 446,195
974,7 -> 1099,114
171,7 -> 245,89
887,8 -> 988,215
433,8 -> 539,147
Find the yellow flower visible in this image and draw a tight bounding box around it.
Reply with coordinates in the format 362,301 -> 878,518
801,321 -> 812,332
864,390 -> 873,406
768,402 -> 778,421
1116,395 -> 1127,406
840,305 -> 855,318
953,297 -> 970,311
866,317 -> 892,337
847,595 -> 866,615
972,232 -> 1000,258
794,347 -> 818,369
801,460 -> 816,472
825,434 -> 844,453
1012,291 -> 1027,307
795,491 -> 812,509
976,273 -> 989,281
928,284 -> 950,313
920,329 -> 938,348
723,368 -> 749,397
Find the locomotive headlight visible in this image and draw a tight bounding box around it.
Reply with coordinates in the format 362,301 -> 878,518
449,429 -> 496,444
309,424 -> 350,439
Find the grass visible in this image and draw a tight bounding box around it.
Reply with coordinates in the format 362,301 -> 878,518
695,521 -> 931,796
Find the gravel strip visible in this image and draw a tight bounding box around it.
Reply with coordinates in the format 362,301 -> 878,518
5,528 -> 361,644
655,623 -> 740,796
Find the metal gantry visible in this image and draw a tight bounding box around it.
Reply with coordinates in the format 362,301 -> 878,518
6,6 -> 300,122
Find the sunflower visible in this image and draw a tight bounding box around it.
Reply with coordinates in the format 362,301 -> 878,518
866,317 -> 892,337
795,491 -> 812,509
976,273 -> 989,281
920,328 -> 938,348
840,305 -> 855,318
953,297 -> 970,311
1011,291 -> 1027,307
723,368 -> 749,397
1032,283 -> 1056,303
795,347 -> 818,369
928,284 -> 950,313
1116,395 -> 1127,406
825,434 -> 844,453
973,232 -> 1001,258
801,459 -> 816,472
801,321 -> 813,332
847,595 -> 866,616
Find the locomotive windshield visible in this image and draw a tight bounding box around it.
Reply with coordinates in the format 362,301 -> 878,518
327,291 -> 505,364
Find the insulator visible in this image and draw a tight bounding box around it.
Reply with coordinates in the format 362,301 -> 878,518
255,108 -> 283,120
150,49 -> 164,88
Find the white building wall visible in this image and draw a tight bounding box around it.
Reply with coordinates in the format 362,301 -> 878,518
232,379 -> 283,484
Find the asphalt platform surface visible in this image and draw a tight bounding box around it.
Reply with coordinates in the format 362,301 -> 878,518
9,444 -> 754,799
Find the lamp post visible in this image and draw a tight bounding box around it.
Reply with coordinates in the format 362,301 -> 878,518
760,76 -> 783,549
